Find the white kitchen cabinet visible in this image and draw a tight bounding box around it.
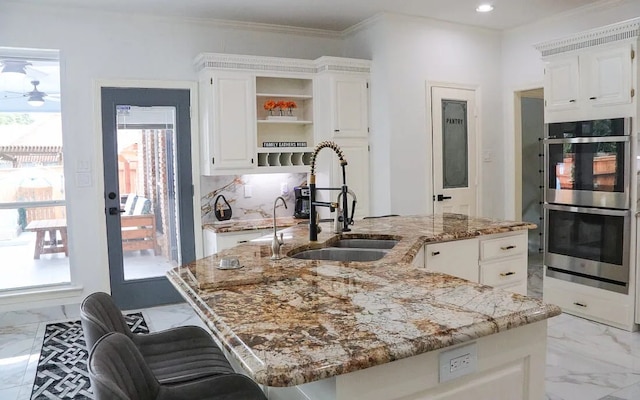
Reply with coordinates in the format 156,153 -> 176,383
423,231 -> 528,295
544,274 -> 635,331
203,229 -> 270,256
478,232 -> 528,295
313,59 -> 371,219
543,56 -> 580,113
586,45 -> 633,107
195,53 -> 371,176
542,43 -> 635,121
331,76 -> 369,139
199,72 -> 256,174
424,239 -> 479,282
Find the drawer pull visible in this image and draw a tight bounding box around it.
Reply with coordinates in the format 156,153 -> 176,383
500,245 -> 516,250
237,240 -> 248,244
431,251 -> 440,256
499,272 -> 516,277
573,302 -> 587,308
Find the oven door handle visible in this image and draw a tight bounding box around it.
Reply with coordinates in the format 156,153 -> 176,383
544,136 -> 630,144
543,203 -> 631,217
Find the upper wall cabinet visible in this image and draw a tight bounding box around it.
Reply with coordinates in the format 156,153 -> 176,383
536,19 -> 639,123
200,72 -> 256,172
331,76 -> 369,139
194,53 -> 371,175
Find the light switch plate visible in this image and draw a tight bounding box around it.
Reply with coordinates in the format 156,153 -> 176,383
244,185 -> 252,198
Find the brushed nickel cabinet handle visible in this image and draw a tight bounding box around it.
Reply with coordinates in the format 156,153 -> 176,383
573,302 -> 587,308
499,272 -> 516,277
500,245 -> 516,250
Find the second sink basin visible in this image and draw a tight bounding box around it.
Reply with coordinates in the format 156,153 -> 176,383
291,248 -> 389,262
289,236 -> 399,262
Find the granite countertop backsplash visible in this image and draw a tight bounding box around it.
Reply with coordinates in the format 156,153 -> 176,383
203,216 -> 301,233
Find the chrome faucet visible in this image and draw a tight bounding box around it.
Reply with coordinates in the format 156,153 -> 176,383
309,141 -> 351,241
270,196 -> 287,260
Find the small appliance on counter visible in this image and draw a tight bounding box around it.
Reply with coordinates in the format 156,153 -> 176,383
293,186 -> 310,219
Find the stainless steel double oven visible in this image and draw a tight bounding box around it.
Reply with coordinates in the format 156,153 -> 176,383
544,117 -> 631,294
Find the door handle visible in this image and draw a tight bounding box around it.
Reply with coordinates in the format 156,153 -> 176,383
108,207 -> 125,215
436,194 -> 452,201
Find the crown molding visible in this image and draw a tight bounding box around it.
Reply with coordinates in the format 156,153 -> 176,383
314,56 -> 371,73
535,17 -> 640,57
189,17 -> 342,39
195,53 -> 371,74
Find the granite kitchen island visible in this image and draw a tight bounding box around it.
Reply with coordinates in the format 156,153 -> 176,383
168,214 -> 560,400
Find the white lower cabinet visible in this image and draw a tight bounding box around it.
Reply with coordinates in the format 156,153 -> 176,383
544,274 -> 635,330
423,231 -> 528,295
203,229 -> 270,256
425,239 -> 479,282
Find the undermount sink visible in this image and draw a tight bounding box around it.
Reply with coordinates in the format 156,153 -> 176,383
289,237 -> 399,262
290,248 -> 389,262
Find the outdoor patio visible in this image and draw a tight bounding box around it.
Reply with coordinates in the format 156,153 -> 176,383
0,230 -> 175,291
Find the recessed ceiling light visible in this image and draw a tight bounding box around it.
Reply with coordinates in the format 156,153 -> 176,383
476,4 -> 494,13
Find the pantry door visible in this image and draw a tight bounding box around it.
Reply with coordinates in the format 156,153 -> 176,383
101,87 -> 194,309
431,86 -> 478,216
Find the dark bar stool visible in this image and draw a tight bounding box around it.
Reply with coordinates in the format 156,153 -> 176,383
88,332 -> 266,400
80,292 -> 235,385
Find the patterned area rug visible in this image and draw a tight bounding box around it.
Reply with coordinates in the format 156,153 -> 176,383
30,313 -> 149,399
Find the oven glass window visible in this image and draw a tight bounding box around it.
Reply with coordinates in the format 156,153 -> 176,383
547,209 -> 624,265
547,141 -> 625,193
548,118 -> 625,138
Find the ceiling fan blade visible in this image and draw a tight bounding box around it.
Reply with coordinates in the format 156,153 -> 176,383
24,65 -> 48,80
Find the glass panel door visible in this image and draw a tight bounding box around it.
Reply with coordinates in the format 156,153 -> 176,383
102,87 -> 194,309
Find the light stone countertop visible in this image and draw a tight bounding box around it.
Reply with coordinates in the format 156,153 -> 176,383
168,214 -> 560,387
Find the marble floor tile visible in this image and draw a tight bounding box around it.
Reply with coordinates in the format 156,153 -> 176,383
0,384 -> 24,400
601,381 -> 640,399
0,323 -> 39,390
0,304 -> 80,328
547,315 -> 640,371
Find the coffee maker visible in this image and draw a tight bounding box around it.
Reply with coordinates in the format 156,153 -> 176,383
293,186 -> 310,219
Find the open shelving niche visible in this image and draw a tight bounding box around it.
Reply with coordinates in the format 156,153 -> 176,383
256,76 -> 314,172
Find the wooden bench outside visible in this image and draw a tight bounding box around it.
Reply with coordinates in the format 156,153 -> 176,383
25,219 -> 68,259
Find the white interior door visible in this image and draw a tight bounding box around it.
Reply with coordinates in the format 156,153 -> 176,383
431,86 -> 477,216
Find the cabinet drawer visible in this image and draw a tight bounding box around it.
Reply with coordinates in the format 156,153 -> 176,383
543,279 -> 633,329
480,257 -> 526,288
480,233 -> 526,261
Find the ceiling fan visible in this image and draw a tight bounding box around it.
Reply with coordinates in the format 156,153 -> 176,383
0,80 -> 60,107
0,59 -> 48,80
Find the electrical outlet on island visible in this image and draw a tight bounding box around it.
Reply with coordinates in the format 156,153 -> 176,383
244,185 -> 252,198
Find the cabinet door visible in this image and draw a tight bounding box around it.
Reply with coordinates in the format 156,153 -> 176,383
544,56 -> 580,112
332,77 -> 368,139
424,239 -> 479,282
586,45 -> 633,107
212,74 -> 256,170
331,141 -> 370,220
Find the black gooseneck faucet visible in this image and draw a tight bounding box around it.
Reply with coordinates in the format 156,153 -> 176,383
308,141 -> 350,241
